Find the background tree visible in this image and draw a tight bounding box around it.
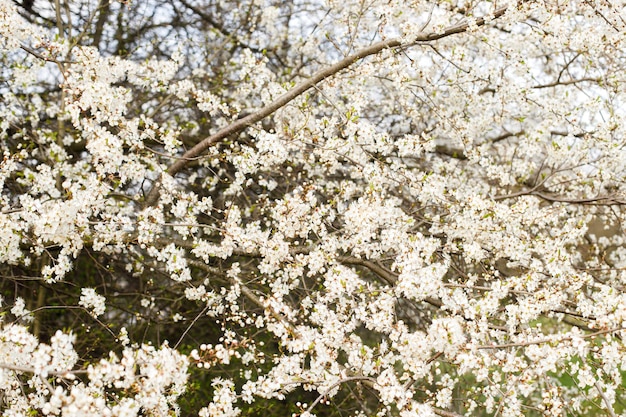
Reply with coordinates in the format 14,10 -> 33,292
2,0 -> 626,416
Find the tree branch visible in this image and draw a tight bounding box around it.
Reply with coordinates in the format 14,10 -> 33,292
476,327 -> 625,350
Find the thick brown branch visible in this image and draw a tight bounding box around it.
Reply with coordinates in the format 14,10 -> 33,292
337,255 -> 444,308
337,256 -> 398,285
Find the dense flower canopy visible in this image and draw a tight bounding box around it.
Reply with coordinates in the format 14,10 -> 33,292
2,0 -> 626,416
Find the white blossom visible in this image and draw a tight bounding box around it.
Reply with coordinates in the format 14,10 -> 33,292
79,288 -> 106,318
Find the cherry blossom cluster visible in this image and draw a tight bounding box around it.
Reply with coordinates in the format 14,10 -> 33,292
2,0 -> 626,416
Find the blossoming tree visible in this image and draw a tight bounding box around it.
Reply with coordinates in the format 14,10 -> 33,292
2,0 -> 626,415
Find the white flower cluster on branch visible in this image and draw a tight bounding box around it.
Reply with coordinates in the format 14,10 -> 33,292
2,0 -> 626,416
0,322 -> 188,416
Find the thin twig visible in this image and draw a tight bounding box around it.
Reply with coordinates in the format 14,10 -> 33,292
476,327 -> 625,350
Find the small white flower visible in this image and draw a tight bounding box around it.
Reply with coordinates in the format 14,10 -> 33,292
11,297 -> 34,322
